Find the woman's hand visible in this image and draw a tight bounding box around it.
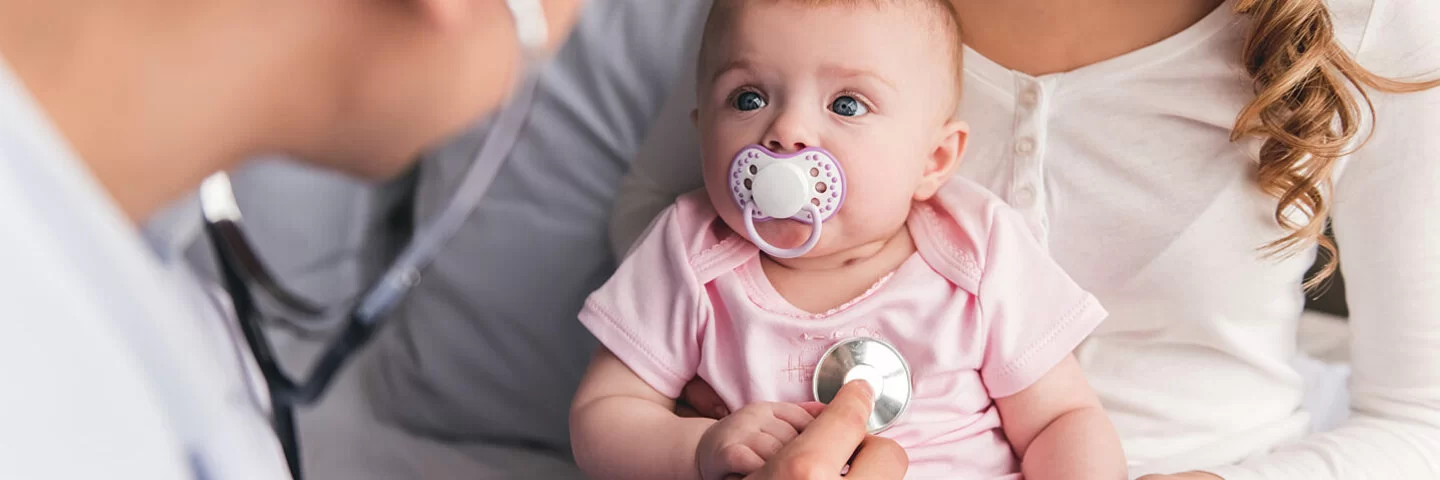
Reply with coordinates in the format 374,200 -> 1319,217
1138,472 -> 1223,480
736,381 -> 909,480
678,377 -> 730,419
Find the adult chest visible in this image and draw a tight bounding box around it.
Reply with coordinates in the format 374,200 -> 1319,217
953,22 -> 1316,334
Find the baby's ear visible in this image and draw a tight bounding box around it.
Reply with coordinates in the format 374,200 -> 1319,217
914,120 -> 968,201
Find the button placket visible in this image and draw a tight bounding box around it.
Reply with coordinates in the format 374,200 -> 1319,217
1010,77 -> 1052,239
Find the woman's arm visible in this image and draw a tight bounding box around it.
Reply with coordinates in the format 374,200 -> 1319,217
608,23 -> 706,258
571,348 -> 717,480
1205,2 -> 1440,478
995,355 -> 1127,480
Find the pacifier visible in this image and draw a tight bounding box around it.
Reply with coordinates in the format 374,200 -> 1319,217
728,145 -> 847,258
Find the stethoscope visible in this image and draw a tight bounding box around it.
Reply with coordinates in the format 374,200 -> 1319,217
200,1 -> 549,478
812,337 -> 912,435
201,1 -> 917,476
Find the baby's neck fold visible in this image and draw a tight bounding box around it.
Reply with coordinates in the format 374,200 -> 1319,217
765,227 -> 915,273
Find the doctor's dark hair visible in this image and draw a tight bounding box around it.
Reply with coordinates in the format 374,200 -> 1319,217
1234,0 -> 1440,289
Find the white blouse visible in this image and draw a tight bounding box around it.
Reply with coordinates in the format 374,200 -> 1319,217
606,1 -> 1440,478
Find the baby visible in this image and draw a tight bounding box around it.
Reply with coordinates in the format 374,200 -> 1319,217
571,1 -> 1125,478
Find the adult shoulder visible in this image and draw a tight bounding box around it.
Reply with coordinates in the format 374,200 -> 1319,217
1329,0 -> 1440,78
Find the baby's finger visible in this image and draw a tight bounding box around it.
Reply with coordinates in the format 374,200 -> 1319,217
770,402 -> 817,432
717,444 -> 766,476
796,401 -> 826,418
746,432 -> 786,460
758,415 -> 801,444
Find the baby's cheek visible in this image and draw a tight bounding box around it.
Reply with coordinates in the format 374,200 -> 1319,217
840,196 -> 911,231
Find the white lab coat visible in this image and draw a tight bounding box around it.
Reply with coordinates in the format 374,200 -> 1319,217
0,58 -> 290,479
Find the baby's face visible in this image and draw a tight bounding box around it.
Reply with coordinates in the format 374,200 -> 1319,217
696,1 -> 963,258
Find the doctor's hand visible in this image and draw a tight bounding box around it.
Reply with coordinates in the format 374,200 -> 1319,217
734,381 -> 909,480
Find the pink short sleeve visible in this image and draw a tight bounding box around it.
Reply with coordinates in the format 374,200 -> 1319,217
978,207 -> 1107,398
578,203 -> 708,399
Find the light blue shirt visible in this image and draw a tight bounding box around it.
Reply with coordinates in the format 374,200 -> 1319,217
0,58 -> 289,479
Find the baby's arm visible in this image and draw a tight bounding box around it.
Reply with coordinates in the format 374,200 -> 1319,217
571,348 -> 817,480
571,348 -> 716,480
994,354 -> 1126,480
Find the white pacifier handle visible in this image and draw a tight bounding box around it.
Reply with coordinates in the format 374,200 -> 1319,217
743,203 -> 825,259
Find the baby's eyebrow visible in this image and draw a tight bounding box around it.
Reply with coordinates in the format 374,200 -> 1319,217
818,65 -> 896,91
710,58 -> 755,84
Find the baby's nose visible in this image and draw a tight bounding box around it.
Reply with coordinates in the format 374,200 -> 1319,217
765,139 -> 808,153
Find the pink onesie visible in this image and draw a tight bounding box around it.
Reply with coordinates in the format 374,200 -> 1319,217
579,179 -> 1107,478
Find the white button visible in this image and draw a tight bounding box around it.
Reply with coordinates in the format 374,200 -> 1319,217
1014,139 -> 1036,155
1013,185 -> 1036,207
1019,88 -> 1040,107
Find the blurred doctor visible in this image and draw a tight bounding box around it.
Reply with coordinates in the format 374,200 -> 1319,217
0,0 -> 580,478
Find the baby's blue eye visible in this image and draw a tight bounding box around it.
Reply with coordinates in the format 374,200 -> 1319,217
830,96 -> 868,117
734,91 -> 767,111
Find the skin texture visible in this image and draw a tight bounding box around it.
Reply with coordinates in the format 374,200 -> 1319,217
577,1 -> 1124,479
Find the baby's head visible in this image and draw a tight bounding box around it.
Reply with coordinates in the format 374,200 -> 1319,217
694,0 -> 968,260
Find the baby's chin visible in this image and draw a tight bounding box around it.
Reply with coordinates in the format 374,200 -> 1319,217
736,218 -> 869,260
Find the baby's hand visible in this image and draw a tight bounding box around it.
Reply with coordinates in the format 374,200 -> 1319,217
695,402 -> 816,480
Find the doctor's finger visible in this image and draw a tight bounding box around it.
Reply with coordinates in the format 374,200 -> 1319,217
778,381 -> 875,468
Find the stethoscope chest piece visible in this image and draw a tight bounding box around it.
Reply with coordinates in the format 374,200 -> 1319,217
812,337 -> 912,434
